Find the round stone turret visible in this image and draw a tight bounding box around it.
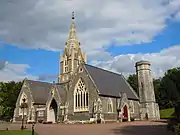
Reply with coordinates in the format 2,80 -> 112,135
135,60 -> 151,72
135,60 -> 160,120
135,60 -> 154,103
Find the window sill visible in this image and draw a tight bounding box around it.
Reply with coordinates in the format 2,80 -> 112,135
107,112 -> 114,114
74,108 -> 89,112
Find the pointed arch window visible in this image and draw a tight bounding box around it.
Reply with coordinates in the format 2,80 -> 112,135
65,59 -> 68,66
74,78 -> 89,112
64,56 -> 68,73
107,98 -> 113,113
19,93 -> 28,115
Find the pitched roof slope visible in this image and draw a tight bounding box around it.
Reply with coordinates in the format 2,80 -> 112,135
84,64 -> 138,100
55,83 -> 68,105
26,80 -> 52,104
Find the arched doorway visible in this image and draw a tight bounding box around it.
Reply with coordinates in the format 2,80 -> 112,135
47,98 -> 58,123
123,105 -> 128,121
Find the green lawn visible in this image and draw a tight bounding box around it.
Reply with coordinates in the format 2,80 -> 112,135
160,108 -> 176,119
0,130 -> 37,135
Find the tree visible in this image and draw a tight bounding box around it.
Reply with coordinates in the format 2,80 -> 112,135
127,74 -> 138,95
127,67 -> 180,109
0,81 -> 23,121
159,67 -> 180,108
153,78 -> 161,105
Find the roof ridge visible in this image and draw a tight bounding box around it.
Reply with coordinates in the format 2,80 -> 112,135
26,79 -> 52,85
85,64 -> 123,77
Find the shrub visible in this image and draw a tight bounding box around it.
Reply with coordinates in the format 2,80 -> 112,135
97,119 -> 101,124
174,124 -> 180,135
167,118 -> 179,131
27,121 -> 36,124
130,117 -> 135,121
38,119 -> 43,123
43,121 -> 53,124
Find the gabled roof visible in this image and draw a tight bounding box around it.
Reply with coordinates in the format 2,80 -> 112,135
26,80 -> 52,104
55,83 -> 68,105
25,80 -> 68,105
84,64 -> 138,100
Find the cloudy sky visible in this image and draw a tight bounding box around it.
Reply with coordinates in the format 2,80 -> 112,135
0,0 -> 180,82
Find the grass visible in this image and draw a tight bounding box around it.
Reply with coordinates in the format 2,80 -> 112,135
160,108 -> 176,119
0,130 -> 38,135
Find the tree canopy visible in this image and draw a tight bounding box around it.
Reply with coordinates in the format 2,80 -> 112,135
127,67 -> 180,109
0,81 -> 22,121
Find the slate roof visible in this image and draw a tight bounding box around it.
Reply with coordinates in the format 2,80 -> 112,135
55,83 -> 67,105
84,64 -> 138,100
26,80 -> 68,105
26,80 -> 52,104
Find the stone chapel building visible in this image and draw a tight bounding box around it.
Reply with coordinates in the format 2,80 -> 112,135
13,12 -> 160,124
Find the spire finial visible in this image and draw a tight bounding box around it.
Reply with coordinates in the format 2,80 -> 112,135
72,11 -> 75,20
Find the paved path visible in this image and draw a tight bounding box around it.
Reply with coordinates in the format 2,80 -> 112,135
0,121 -> 174,135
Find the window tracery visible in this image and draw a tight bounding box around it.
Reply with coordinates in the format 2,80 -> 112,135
19,93 -> 28,115
74,78 -> 88,112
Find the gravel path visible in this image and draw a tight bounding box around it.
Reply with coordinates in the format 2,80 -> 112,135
0,121 -> 174,135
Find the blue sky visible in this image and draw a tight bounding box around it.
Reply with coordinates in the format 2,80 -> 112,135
107,21 -> 180,55
1,21 -> 180,82
0,0 -> 180,82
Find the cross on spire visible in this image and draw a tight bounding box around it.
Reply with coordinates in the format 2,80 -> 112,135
72,11 -> 75,20
68,11 -> 77,40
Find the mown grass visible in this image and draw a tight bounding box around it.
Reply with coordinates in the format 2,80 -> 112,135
0,130 -> 38,135
160,108 -> 176,119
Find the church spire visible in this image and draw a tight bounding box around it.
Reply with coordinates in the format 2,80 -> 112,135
68,11 -> 77,40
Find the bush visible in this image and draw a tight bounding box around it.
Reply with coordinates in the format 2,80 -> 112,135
167,118 -> 179,132
43,121 -> 53,124
27,121 -> 36,124
130,117 -> 135,121
174,124 -> 180,135
97,119 -> 101,124
38,119 -> 43,123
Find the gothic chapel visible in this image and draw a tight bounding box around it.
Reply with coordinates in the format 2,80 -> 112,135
13,12 -> 160,124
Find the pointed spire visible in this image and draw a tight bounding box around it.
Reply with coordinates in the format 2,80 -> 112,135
68,11 -> 77,40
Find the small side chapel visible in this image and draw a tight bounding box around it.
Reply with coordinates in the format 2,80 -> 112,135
13,12 -> 160,124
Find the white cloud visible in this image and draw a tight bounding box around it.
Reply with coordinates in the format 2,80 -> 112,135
90,45 -> 180,78
1,45 -> 180,82
0,61 -> 38,82
0,0 -> 180,81
0,0 -> 180,53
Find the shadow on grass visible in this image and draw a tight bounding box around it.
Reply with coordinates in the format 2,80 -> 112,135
151,119 -> 168,123
111,124 -> 174,135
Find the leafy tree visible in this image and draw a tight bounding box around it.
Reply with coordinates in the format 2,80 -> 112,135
0,81 -> 22,121
127,67 -> 180,109
160,67 -> 180,108
127,74 -> 138,95
153,78 -> 162,106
